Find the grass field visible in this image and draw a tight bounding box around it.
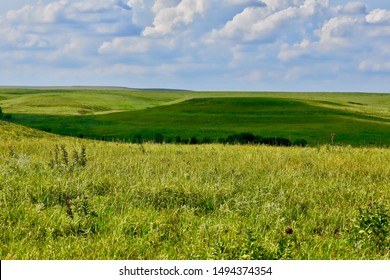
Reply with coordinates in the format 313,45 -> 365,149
1,88 -> 389,146
1,121 -> 389,259
1,89 -> 389,260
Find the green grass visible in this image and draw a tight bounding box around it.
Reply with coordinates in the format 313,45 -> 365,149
7,97 -> 390,146
0,88 -> 184,115
0,122 -> 389,259
1,88 -> 389,116
0,120 -> 57,140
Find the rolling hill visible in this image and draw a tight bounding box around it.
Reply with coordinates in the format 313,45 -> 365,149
1,88 -> 389,146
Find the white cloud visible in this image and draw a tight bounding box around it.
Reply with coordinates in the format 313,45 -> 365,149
207,0 -> 330,43
366,8 -> 390,23
99,36 -> 176,55
143,0 -> 206,36
0,0 -> 389,91
0,0 -> 137,48
338,2 -> 367,15
225,0 -> 265,7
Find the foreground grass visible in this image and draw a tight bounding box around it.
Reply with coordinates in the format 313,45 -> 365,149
1,131 -> 389,259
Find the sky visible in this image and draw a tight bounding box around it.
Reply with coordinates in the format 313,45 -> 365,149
0,0 -> 389,92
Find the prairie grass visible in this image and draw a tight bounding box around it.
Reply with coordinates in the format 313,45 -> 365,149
0,134 -> 389,259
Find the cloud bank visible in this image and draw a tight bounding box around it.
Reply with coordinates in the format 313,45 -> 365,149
0,0 -> 389,91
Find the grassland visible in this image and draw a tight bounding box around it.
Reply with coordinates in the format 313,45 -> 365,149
1,89 -> 389,259
0,121 -> 389,259
1,88 -> 389,146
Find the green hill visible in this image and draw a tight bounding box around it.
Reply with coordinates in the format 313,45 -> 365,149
1,88 -> 389,146
0,121 -> 56,140
1,89 -> 389,259
6,97 -> 390,146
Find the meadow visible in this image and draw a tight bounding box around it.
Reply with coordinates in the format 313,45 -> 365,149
0,121 -> 389,259
0,88 -> 389,260
1,88 -> 389,146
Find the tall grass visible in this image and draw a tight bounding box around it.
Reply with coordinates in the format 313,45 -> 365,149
0,137 -> 389,259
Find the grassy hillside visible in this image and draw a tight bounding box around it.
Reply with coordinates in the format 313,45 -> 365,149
7,97 -> 390,146
1,88 -> 389,146
0,88 -> 183,115
0,121 -> 56,140
0,122 -> 389,259
1,88 -> 389,117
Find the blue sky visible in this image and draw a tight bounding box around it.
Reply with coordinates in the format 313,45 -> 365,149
0,0 -> 389,92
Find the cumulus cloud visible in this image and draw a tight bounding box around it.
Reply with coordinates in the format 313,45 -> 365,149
278,4 -> 390,63
0,0 -> 389,91
0,0 -> 138,51
142,0 -> 207,36
366,8 -> 390,23
207,0 -> 330,43
338,1 -> 367,15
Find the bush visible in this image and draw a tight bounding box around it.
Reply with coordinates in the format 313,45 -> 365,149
293,139 -> 308,147
261,137 -> 291,147
132,134 -> 143,144
154,133 -> 164,144
189,136 -> 198,144
221,133 -> 292,146
225,134 -> 239,144
237,132 -> 257,144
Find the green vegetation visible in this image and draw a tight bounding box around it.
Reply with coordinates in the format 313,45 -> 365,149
1,88 -> 389,117
4,90 -> 390,146
0,87 -> 183,115
0,88 -> 389,259
0,122 -> 389,259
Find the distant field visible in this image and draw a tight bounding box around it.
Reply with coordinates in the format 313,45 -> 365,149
0,88 -> 183,115
1,88 -> 389,146
1,88 -> 389,116
1,122 -> 389,259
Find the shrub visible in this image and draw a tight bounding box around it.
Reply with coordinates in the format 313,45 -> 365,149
190,136 -> 198,144
261,137 -> 291,147
132,134 -> 143,144
293,139 -> 308,147
237,132 -> 257,144
154,133 -> 164,144
225,134 -> 239,144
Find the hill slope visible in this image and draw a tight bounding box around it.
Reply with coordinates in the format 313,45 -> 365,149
1,88 -> 389,146
0,121 -> 56,140
7,97 -> 390,146
1,88 -> 389,117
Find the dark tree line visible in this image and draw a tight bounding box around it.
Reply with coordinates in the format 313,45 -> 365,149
127,132 -> 308,147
